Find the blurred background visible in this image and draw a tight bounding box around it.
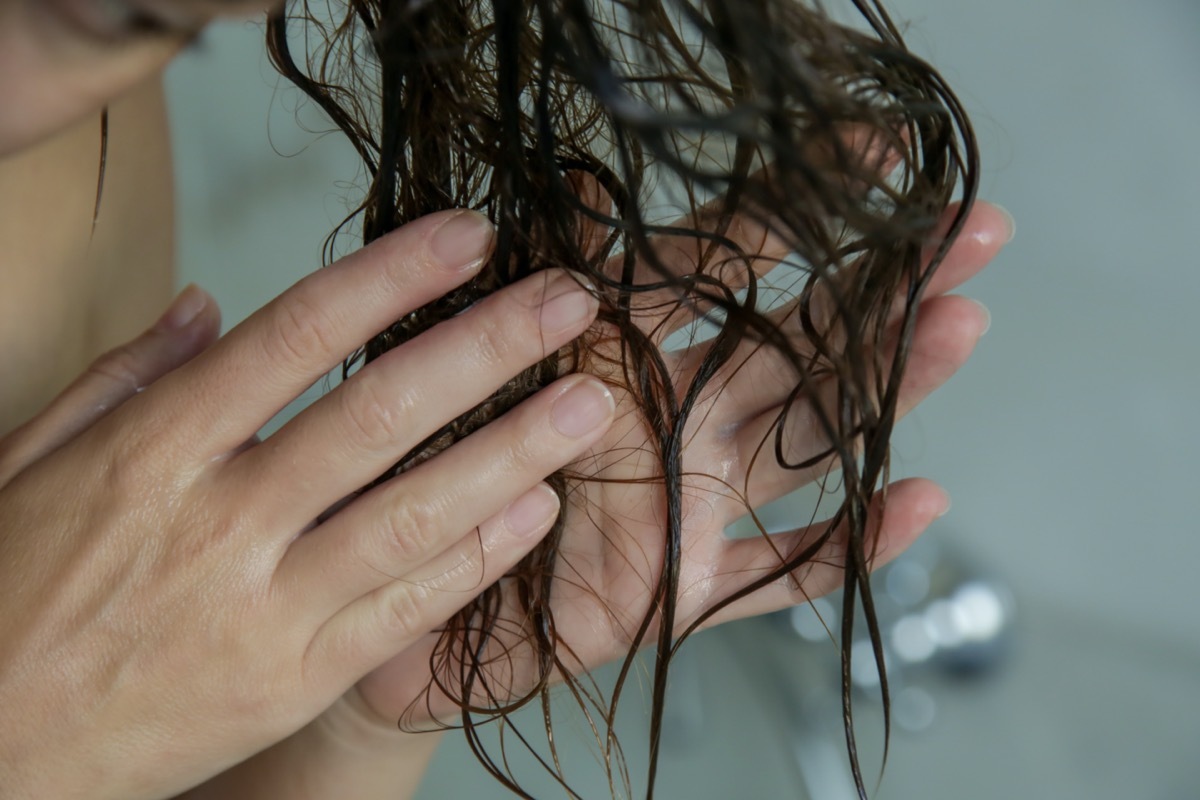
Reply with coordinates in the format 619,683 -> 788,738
166,1 -> 1200,796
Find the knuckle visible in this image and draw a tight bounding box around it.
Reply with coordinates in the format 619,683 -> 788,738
340,374 -> 407,448
378,585 -> 429,640
372,239 -> 419,296
501,422 -> 543,469
269,292 -> 341,366
467,309 -> 519,369
99,442 -> 163,501
88,345 -> 145,393
378,498 -> 439,565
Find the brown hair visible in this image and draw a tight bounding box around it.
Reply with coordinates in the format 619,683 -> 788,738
267,1 -> 978,796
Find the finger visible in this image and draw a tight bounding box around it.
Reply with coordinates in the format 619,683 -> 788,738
691,477 -> 949,630
229,270 -> 599,529
730,294 -> 989,512
303,484 -> 560,689
595,125 -> 907,340
920,201 -> 1014,299
277,373 -> 615,615
565,170 -> 618,263
0,285 -> 220,485
685,200 -> 1011,427
566,167 -> 782,340
610,173 -> 792,342
131,210 -> 497,457
349,476 -> 948,723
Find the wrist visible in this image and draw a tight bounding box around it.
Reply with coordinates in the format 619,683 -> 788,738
176,691 -> 443,800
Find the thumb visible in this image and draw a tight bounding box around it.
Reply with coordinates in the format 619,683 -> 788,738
0,284 -> 221,483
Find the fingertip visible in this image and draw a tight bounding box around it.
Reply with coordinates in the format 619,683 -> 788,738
929,200 -> 1012,262
967,297 -> 992,338
193,289 -> 223,339
427,209 -> 496,274
970,201 -> 1016,248
908,294 -> 990,368
154,283 -> 212,332
905,483 -> 949,554
993,203 -> 1016,244
933,484 -> 952,519
171,289 -> 223,357
502,483 -> 561,540
887,477 -> 950,527
550,376 -> 616,439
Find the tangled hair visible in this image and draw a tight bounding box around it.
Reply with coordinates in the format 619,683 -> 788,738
267,1 -> 977,796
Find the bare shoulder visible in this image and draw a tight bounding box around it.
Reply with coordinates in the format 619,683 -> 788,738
0,75 -> 174,432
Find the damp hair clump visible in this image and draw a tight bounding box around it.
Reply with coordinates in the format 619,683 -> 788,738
267,1 -> 978,797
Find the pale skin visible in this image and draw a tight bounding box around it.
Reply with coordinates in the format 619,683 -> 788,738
0,2 -> 1010,799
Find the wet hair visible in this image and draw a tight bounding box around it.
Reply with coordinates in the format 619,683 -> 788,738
266,1 -> 977,796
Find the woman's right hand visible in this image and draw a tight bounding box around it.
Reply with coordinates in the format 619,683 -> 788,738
0,209 -> 614,800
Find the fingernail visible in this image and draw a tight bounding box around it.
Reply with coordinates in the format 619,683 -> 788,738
969,298 -> 992,337
935,487 -> 953,518
155,284 -> 208,332
994,204 -> 1016,243
504,484 -> 560,538
430,210 -> 494,272
551,377 -> 615,438
538,273 -> 598,334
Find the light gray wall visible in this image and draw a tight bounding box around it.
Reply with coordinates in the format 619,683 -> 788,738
877,0 -> 1200,649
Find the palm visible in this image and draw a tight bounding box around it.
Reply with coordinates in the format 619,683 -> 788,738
351,198 -> 1006,726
